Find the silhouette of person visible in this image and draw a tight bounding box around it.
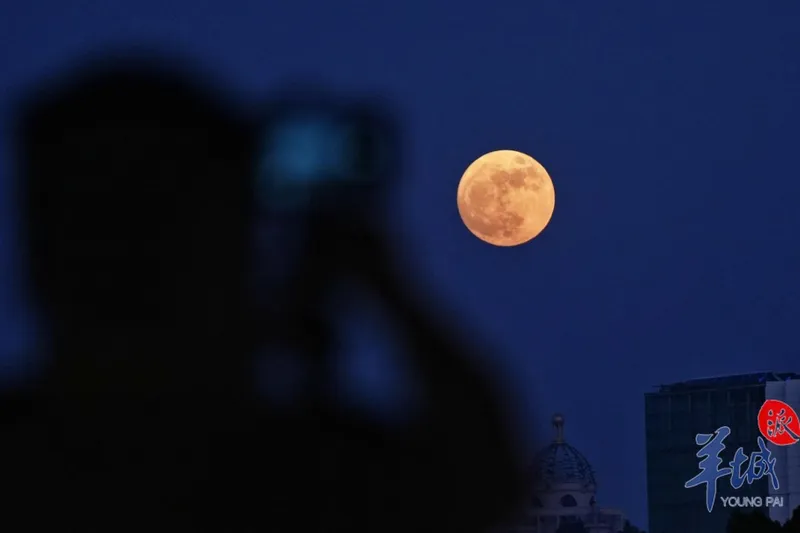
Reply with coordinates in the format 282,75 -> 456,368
3,52 -> 528,533
5,52 -> 257,531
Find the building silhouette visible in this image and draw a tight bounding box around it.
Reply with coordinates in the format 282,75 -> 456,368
502,414 -> 625,533
645,372 -> 800,533
765,377 -> 800,524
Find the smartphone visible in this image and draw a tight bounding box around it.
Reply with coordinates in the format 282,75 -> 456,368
249,91 -> 399,312
255,92 -> 398,215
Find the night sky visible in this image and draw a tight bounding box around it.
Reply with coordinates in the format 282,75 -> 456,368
1,1 -> 799,528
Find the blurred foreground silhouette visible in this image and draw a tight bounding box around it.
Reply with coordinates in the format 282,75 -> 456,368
2,51 -> 527,532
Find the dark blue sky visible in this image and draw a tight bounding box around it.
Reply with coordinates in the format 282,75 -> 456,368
1,1 -> 799,527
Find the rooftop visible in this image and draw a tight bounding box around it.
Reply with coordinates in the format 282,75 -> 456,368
649,372 -> 800,393
531,414 -> 597,491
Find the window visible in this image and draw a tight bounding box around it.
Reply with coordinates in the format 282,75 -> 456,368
646,396 -> 667,416
691,397 -> 711,430
729,389 -> 748,406
560,494 -> 577,507
671,394 -> 690,414
714,407 -> 730,428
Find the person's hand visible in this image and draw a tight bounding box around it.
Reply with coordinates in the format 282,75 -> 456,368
321,215 -> 400,290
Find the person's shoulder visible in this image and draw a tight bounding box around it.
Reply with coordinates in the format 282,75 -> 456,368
0,383 -> 62,522
0,381 -> 48,424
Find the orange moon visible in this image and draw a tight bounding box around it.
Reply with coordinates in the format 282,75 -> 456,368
457,150 -> 555,247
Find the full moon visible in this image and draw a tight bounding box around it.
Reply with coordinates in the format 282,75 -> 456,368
457,150 -> 555,247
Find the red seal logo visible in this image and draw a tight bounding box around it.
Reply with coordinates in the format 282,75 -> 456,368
757,399 -> 800,446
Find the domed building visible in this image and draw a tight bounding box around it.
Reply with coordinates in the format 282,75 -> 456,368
502,414 -> 625,533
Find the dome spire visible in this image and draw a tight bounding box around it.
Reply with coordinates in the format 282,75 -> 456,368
552,413 -> 565,443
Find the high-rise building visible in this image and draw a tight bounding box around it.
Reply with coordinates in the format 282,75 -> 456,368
766,378 -> 800,524
644,372 -> 800,533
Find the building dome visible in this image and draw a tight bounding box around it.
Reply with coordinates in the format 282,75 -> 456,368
532,414 -> 597,490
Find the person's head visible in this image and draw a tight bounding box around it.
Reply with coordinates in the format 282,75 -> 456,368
14,51 -> 255,344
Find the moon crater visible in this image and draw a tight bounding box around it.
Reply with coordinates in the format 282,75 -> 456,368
457,150 -> 555,247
